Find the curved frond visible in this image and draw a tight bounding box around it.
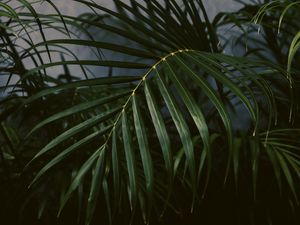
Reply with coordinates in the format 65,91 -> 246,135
26,48 -> 293,221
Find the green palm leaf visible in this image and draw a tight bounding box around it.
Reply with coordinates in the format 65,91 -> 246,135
1,1 -> 300,224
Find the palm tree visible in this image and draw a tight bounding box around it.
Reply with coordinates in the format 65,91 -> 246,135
1,0 -> 300,224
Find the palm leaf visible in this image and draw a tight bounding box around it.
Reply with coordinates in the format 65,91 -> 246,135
1,1 -> 300,224
26,48 -> 294,220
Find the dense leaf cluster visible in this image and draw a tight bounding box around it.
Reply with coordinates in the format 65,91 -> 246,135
1,1 -> 300,225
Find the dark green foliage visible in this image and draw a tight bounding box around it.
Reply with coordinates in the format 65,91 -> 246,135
1,0 -> 300,225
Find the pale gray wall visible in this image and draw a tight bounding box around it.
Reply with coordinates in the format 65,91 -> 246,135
35,0 -> 242,18
4,0 -> 245,82
29,0 -> 244,77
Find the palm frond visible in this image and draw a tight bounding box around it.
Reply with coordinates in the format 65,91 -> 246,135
25,48 -> 295,222
1,0 -> 300,224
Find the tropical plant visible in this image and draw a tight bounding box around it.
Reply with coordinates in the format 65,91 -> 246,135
1,0 -> 300,225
